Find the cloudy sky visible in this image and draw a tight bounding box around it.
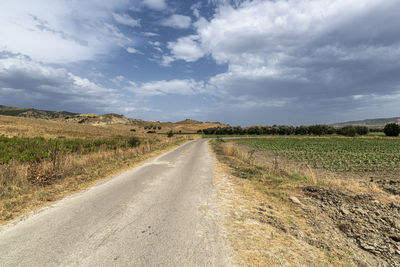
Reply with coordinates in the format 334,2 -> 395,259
0,0 -> 399,125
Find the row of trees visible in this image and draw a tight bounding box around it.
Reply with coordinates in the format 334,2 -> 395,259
144,125 -> 162,130
200,125 -> 371,136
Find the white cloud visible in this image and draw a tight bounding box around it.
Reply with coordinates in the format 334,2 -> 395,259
126,47 -> 142,54
149,41 -> 161,47
166,0 -> 400,104
111,75 -> 125,86
167,35 -> 204,62
161,14 -> 192,29
160,55 -> 174,66
144,32 -> 159,37
126,79 -> 204,96
112,13 -> 140,27
0,52 -> 132,113
143,0 -> 167,11
0,0 -> 133,64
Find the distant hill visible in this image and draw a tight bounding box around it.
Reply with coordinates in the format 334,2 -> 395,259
332,117 -> 400,127
0,105 -> 78,119
0,105 -> 228,132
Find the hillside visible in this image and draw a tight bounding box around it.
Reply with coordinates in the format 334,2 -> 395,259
332,117 -> 400,127
0,105 -> 227,133
0,105 -> 77,119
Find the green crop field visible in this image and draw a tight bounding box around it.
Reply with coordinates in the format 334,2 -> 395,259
234,137 -> 400,172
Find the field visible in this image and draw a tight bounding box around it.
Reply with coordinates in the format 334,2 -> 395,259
212,136 -> 400,266
234,136 -> 400,172
0,115 -> 192,224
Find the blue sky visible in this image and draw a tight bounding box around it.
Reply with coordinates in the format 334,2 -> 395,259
1,0 -> 400,125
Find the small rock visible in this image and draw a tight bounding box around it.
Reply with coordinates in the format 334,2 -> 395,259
340,207 -> 350,215
289,196 -> 301,205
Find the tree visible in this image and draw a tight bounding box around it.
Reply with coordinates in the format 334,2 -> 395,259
384,123 -> 400,137
337,126 -> 357,137
167,131 -> 174,137
355,126 -> 369,135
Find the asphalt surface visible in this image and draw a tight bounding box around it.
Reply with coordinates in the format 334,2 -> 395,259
0,139 -> 233,266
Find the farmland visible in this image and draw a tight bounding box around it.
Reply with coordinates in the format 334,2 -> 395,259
212,135 -> 400,266
234,136 -> 400,172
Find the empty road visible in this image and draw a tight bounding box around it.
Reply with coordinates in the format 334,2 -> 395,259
0,139 -> 233,266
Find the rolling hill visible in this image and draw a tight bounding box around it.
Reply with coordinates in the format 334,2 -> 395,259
0,105 -> 227,133
332,117 -> 400,127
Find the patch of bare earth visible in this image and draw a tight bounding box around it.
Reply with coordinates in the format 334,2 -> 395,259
212,141 -> 400,267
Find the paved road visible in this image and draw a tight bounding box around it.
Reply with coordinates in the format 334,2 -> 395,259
0,139 -> 233,266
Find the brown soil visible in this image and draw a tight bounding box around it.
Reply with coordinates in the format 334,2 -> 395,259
303,186 -> 400,266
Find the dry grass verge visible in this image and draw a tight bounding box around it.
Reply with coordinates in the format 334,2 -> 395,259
212,140 -> 399,266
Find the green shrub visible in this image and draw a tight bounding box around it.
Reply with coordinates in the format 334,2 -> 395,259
338,126 -> 357,137
384,123 -> 400,137
167,131 -> 174,137
355,126 -> 369,135
127,137 -> 141,147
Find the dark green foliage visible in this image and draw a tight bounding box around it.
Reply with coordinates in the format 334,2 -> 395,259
147,130 -> 156,134
295,126 -> 309,135
369,128 -> 384,133
203,124 -> 335,136
355,126 -> 369,135
158,126 -> 162,130
167,131 -> 174,137
337,126 -> 357,137
384,123 -> 400,137
127,136 -> 141,147
308,125 -> 335,135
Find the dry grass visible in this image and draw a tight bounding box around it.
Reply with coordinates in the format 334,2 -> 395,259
0,115 -> 193,224
0,137 -> 188,224
0,115 -> 141,139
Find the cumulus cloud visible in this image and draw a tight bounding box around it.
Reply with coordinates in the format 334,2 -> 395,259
162,0 -> 400,123
112,13 -> 140,27
161,14 -> 192,29
143,0 -> 167,11
0,0 -> 133,64
126,79 -> 204,96
0,52 -> 133,114
167,35 -> 204,62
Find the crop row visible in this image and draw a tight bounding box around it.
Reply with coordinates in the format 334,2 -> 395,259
235,137 -> 400,172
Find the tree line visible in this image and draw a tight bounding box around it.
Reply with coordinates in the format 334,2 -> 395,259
199,125 -> 371,136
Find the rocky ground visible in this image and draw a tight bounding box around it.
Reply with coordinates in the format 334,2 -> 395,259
303,186 -> 400,267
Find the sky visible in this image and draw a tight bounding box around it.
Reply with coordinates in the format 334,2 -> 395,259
0,0 -> 400,126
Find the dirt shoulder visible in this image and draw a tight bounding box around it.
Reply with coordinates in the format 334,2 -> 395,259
212,140 -> 400,267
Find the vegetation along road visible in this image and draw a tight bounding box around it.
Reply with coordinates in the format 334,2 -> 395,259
0,139 -> 233,266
